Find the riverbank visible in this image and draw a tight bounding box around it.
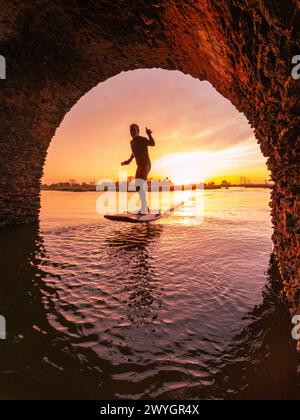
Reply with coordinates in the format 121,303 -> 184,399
41,184 -> 273,192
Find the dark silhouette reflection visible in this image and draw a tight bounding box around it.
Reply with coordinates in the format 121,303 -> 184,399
161,254 -> 299,400
105,223 -> 164,325
0,225 -> 112,399
0,224 -> 298,400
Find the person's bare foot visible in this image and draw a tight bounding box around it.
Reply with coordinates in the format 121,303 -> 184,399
138,207 -> 150,215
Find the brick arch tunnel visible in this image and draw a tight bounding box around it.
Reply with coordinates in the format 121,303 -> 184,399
0,1 -> 299,314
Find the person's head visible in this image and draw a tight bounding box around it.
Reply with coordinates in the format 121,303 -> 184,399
130,123 -> 139,138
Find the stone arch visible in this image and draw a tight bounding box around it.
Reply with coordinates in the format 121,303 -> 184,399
0,1 -> 299,313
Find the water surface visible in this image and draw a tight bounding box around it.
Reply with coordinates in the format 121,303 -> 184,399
0,188 -> 297,399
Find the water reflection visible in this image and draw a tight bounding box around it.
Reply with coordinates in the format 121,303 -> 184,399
0,225 -> 105,399
0,224 -> 297,399
105,224 -> 163,326
161,255 -> 298,400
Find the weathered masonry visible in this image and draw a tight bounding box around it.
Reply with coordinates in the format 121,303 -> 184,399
0,1 -> 299,313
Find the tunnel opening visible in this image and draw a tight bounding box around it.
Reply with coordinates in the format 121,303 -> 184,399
40,68 -> 272,238
0,1 -> 298,331
34,70 -> 284,400
41,68 -> 270,211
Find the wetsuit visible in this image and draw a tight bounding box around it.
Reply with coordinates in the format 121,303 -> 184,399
130,136 -> 154,181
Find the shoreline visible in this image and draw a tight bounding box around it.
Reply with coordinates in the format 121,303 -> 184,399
41,185 -> 273,193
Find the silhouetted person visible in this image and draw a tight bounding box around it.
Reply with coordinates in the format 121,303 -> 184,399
121,124 -> 156,214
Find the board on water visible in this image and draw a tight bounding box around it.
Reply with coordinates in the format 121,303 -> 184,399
104,212 -> 162,223
104,201 -> 186,223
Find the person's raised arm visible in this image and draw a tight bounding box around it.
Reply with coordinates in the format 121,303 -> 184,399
146,127 -> 155,146
121,153 -> 134,166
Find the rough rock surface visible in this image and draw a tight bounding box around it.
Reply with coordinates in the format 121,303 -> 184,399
0,1 -> 299,312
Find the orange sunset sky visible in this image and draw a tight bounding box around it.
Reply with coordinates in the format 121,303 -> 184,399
43,69 -> 270,185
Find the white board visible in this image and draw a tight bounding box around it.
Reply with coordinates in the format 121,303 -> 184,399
104,201 -> 186,223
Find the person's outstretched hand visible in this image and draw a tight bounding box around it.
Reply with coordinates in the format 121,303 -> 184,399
146,127 -> 153,136
121,161 -> 127,166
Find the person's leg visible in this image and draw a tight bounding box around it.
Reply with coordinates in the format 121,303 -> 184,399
136,166 -> 150,214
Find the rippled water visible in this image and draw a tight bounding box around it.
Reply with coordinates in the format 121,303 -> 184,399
0,188 -> 298,399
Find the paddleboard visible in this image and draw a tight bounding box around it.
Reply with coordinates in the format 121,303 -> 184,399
104,212 -> 162,223
104,200 -> 186,223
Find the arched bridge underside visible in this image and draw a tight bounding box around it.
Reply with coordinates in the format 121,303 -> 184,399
0,1 -> 299,313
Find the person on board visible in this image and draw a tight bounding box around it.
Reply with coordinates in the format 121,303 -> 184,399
121,124 -> 155,214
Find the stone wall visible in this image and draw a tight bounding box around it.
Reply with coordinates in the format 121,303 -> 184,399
0,0 -> 299,312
